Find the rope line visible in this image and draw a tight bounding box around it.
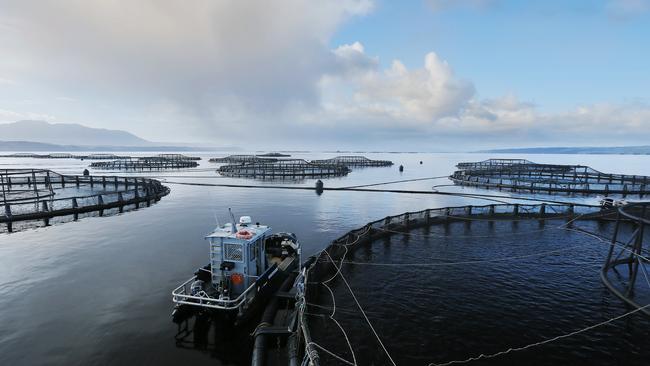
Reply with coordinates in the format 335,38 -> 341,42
323,248 -> 398,366
341,176 -> 449,189
428,303 -> 650,366
307,342 -> 355,366
163,179 -> 600,207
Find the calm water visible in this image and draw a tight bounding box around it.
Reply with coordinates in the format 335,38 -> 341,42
1,152 -> 649,365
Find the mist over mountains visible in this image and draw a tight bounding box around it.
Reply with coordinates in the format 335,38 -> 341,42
0,120 -> 151,146
0,120 -> 239,151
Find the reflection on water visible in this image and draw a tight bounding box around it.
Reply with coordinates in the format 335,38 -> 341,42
1,152 -> 650,365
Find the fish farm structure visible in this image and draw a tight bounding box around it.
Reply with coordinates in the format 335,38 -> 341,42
209,155 -> 278,164
89,156 -> 199,170
217,159 -> 350,179
0,153 -> 132,160
257,152 -> 291,157
311,155 -> 393,167
1,169 -> 169,232
292,202 -> 649,365
450,159 -> 650,196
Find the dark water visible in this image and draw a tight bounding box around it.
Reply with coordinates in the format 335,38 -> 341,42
310,220 -> 650,365
1,152 -> 649,365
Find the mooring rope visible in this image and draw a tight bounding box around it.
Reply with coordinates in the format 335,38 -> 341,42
307,342 -> 355,366
315,230 -> 373,366
162,179 -> 599,207
565,227 -> 650,262
427,302 -> 650,366
639,259 -> 650,289
341,176 -> 449,189
323,246 -> 398,366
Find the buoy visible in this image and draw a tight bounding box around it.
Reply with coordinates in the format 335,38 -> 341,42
420,161 -> 423,165
236,230 -> 253,240
399,165 -> 404,172
315,179 -> 324,195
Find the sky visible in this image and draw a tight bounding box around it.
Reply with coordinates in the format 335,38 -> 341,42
0,0 -> 649,150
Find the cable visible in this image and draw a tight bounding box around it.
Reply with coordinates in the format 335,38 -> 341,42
428,303 -> 650,366
307,342 -> 355,366
341,176 -> 449,189
323,248 -> 398,366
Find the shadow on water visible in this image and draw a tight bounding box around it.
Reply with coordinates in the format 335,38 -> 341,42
173,312 -> 254,365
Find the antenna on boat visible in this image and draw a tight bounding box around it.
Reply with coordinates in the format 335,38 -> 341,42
228,207 -> 237,233
213,212 -> 220,228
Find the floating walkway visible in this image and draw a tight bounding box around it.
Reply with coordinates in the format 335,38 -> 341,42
0,153 -> 132,160
0,153 -> 200,162
90,156 -> 199,170
1,169 -> 169,232
311,155 -> 393,167
257,152 -> 291,157
217,159 -> 350,179
209,154 -> 278,163
450,158 -> 650,196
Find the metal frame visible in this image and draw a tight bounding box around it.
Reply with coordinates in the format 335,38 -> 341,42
601,202 -> 650,316
451,159 -> 650,196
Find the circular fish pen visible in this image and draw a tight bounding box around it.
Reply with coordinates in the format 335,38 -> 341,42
209,155 -> 278,164
90,156 -> 199,170
311,155 -> 393,167
217,159 -> 350,179
297,203 -> 650,365
1,169 -> 170,233
450,158 -> 650,196
0,153 -> 131,160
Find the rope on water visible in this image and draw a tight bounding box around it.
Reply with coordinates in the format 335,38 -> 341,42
162,180 -> 600,207
341,176 -> 449,189
323,246 -> 398,366
565,227 -> 650,262
307,342 -> 356,366
428,303 -> 650,366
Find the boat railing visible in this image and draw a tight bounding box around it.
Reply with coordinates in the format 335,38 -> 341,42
172,276 -> 257,310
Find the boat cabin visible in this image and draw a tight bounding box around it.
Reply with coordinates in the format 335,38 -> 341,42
172,215 -> 300,314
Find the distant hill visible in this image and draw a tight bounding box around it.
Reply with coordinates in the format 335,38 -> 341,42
479,146 -> 650,155
0,120 -> 151,146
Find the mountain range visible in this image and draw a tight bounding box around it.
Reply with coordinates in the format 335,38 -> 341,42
0,120 -> 151,146
0,120 -> 238,151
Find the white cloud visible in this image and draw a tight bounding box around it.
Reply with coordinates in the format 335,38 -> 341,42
0,0 -> 373,139
0,108 -> 56,123
320,46 -> 474,125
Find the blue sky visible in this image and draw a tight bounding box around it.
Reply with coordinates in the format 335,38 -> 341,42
332,0 -> 650,112
1,0 -> 650,150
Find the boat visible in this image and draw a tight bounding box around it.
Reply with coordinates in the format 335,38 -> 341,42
171,210 -> 301,325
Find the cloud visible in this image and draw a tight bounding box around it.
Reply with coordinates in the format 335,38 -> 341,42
0,108 -> 56,123
0,0 -> 373,139
320,46 -> 475,125
1,1 -> 649,150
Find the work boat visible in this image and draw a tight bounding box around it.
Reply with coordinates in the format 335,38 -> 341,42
171,213 -> 301,324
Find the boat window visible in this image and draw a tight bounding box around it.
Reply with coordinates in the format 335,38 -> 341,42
224,243 -> 244,262
250,240 -> 257,261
